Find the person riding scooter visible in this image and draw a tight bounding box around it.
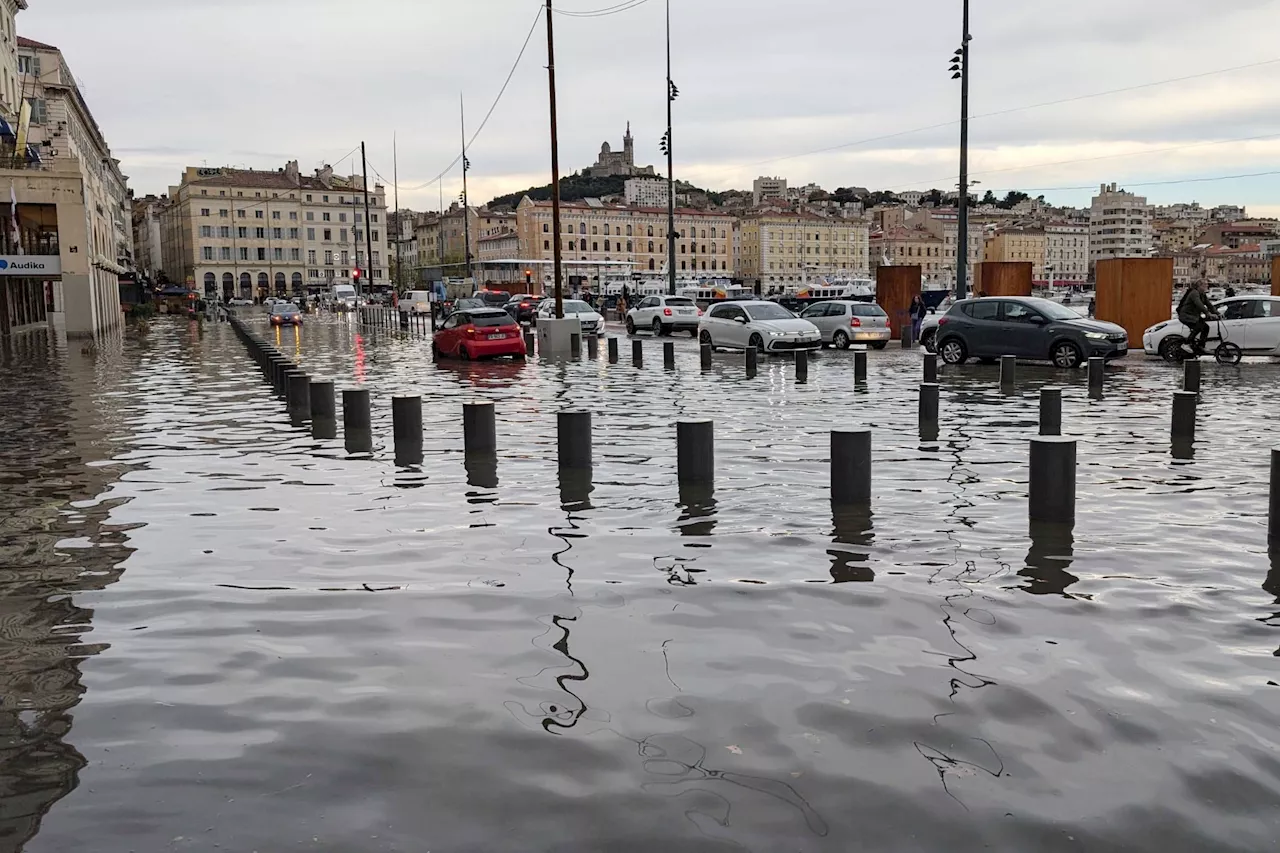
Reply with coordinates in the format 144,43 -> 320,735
1177,280 -> 1219,356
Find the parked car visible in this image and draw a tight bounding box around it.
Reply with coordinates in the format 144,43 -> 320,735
228,297 -> 253,307
269,302 -> 303,326
935,296 -> 1127,367
698,300 -> 821,353
919,312 -> 942,353
626,295 -> 701,336
505,293 -> 541,324
473,289 -> 514,308
1143,295 -> 1280,360
432,308 -> 527,360
536,299 -> 605,335
447,297 -> 487,316
799,300 -> 891,349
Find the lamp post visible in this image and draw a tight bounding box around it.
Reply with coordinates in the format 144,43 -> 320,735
546,0 -> 565,318
952,0 -> 972,300
659,0 -> 679,296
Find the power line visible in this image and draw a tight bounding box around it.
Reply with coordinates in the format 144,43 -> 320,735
982,170 -> 1280,194
554,0 -> 652,17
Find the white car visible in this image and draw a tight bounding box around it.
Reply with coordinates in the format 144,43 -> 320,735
698,300 -> 822,353
626,295 -> 701,337
228,297 -> 253,307
799,300 -> 891,349
537,298 -> 605,335
1143,295 -> 1280,359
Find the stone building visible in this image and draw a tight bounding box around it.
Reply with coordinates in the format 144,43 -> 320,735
1089,183 -> 1152,268
736,211 -> 869,290
584,123 -> 655,178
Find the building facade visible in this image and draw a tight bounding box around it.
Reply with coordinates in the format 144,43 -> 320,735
2,31 -> 129,337
584,123 -> 655,178
0,1 -> 25,124
515,196 -> 733,288
160,161 -> 391,299
1044,221 -> 1089,283
869,226 -> 946,282
1089,183 -> 1152,268
625,177 -> 669,208
985,226 -> 1046,276
908,209 -> 986,286
131,194 -> 166,283
752,176 -> 787,207
736,212 -> 869,290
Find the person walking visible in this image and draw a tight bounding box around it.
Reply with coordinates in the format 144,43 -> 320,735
910,295 -> 927,342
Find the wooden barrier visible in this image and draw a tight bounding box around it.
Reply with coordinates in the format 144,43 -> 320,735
876,266 -> 922,339
1272,257 -> 1279,297
1095,258 -> 1174,346
973,261 -> 1033,297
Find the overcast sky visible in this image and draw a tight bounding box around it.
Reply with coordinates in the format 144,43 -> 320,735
24,0 -> 1280,216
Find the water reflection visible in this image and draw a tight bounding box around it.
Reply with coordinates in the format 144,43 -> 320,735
1020,521 -> 1079,596
558,468 -> 593,511
676,485 -> 717,538
464,455 -> 500,492
829,507 -> 875,583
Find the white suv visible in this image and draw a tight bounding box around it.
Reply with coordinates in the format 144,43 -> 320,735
626,295 -> 701,337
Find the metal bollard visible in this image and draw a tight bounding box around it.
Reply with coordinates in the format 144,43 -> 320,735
745,346 -> 758,377
463,401 -> 497,455
523,329 -> 535,357
1183,359 -> 1201,393
918,382 -> 939,426
587,335 -> 599,359
1172,390 -> 1197,441
796,349 -> 809,383
853,346 -> 868,381
632,339 -> 643,366
1270,448 -> 1279,553
343,388 -> 373,453
1039,387 -> 1062,436
1088,357 -> 1104,390
287,371 -> 311,420
923,353 -> 938,384
570,332 -> 582,359
664,342 -> 675,370
392,396 -> 423,466
608,337 -> 619,364
900,323 -> 912,349
1029,436 -> 1077,525
830,429 -> 871,506
676,420 -> 714,485
1000,355 -> 1016,391
700,343 -> 712,370
310,380 -> 337,439
557,410 -> 592,471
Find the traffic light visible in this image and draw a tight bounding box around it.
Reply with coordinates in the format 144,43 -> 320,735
524,269 -> 532,285
352,269 -> 362,281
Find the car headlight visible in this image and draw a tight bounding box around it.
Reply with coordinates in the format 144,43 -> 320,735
769,331 -> 787,337
1145,322 -> 1169,334
1084,332 -> 1109,340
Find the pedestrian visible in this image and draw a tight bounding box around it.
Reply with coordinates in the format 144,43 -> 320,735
910,294 -> 927,342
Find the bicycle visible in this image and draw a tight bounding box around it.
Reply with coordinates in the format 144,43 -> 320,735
1164,317 -> 1241,365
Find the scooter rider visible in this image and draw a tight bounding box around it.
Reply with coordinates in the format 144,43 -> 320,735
1177,280 -> 1219,356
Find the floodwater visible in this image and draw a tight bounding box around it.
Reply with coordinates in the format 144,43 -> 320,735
1,313 -> 1278,853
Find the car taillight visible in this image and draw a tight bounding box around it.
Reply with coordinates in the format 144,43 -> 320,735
849,317 -> 862,327
663,308 -> 673,316
465,327 -> 476,335
938,317 -> 949,325
520,302 -> 529,308
696,309 -> 703,316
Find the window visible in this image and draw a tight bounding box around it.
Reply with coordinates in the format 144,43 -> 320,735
251,210 -> 261,219
648,259 -> 655,270
580,223 -> 587,234
339,213 -> 347,222
239,247 -> 249,260
272,211 -> 280,220
237,226 -> 248,238
272,228 -> 282,239
255,227 -> 265,239
218,226 -> 230,238
627,241 -> 633,252
25,97 -> 46,124
308,269 -> 319,278
604,240 -> 611,252
356,214 -> 362,223
371,214 -> 378,223
323,229 -> 332,241
961,300 -> 1000,321
340,228 -> 347,241
322,195 -> 329,203
306,228 -> 315,240
543,223 -> 549,233
372,230 -> 379,241
306,212 -> 314,221
237,210 -> 246,218
290,249 -> 300,261
592,242 -> 598,252
200,208 -> 210,217
568,240 -> 576,251
648,241 -> 654,252
199,225 -> 213,237
324,250 -> 333,265
257,248 -> 266,261
220,247 -> 231,260
201,246 -> 214,260
1220,300 -> 1255,321
322,212 -> 331,221
355,229 -> 363,241
289,211 -> 298,220
340,251 -> 349,265
307,250 -> 316,264
219,191 -> 226,197
273,248 -> 283,261
544,240 -> 550,250
289,228 -> 299,239
647,225 -> 654,237
626,225 -> 633,236
219,209 -> 228,218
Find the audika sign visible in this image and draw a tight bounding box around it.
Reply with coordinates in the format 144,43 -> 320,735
0,256 -> 61,275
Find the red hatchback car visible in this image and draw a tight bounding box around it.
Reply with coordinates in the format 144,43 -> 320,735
433,308 -> 527,360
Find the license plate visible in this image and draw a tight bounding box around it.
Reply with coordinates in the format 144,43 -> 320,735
676,309 -> 692,315
487,334 -> 504,340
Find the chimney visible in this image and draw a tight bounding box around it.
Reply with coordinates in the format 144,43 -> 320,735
317,164 -> 333,188
284,159 -> 300,185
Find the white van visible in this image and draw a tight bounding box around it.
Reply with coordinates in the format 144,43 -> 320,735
403,290 -> 433,314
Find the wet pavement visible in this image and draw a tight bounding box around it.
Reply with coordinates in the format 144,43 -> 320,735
1,313 -> 1278,852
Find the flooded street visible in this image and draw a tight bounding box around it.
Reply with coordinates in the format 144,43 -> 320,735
2,314 -> 1278,852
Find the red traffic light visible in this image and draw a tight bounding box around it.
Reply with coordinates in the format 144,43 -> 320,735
352,269 -> 362,280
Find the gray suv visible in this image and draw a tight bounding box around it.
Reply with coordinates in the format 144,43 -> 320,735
935,297 -> 1128,367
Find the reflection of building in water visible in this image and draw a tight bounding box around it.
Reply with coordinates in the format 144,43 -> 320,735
0,340 -> 134,848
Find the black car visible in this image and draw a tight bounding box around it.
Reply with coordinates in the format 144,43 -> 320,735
505,293 -> 540,324
935,296 -> 1128,368
447,297 -> 487,317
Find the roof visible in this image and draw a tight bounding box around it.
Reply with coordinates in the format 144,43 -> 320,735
17,36 -> 58,51
872,226 -> 942,242
185,168 -> 368,193
524,198 -> 731,218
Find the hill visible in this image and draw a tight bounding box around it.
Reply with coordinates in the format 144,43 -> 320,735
488,173 -> 718,210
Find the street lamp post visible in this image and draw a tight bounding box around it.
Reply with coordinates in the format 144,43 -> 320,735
546,0 -> 565,318
953,0 -> 972,300
659,0 -> 679,296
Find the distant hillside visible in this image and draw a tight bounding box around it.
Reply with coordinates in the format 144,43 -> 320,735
488,173 -> 716,210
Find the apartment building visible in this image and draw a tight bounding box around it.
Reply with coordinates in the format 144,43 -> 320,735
159,161 -> 391,298
131,194 -> 166,282
1,31 -> 131,337
1089,183 -> 1152,268
736,211 -> 869,289
1044,221 -> 1089,283
752,176 -> 787,207
0,1 -> 24,123
515,196 -> 733,288
869,226 -> 946,282
985,226 -> 1046,276
908,208 -> 986,285
625,177 -> 669,208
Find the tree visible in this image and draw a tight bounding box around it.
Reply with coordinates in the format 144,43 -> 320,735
808,189 -> 830,202
980,190 -> 999,206
998,190 -> 1030,210
923,188 -> 944,207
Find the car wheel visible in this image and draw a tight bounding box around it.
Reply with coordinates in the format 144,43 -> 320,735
1050,340 -> 1083,369
625,317 -> 635,335
699,329 -> 715,351
652,318 -> 664,336
1158,336 -> 1187,363
459,345 -> 470,361
749,333 -> 765,353
939,337 -> 968,365
832,330 -> 850,349
870,341 -> 888,351
921,330 -> 936,354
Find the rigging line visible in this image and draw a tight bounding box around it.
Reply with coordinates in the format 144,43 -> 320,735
386,5 -> 543,193
683,55 -> 1280,176
554,0 -> 651,17
974,170 -> 1280,194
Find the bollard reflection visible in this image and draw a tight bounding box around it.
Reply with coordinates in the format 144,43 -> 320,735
676,484 -> 717,537
1171,436 -> 1195,461
829,507 -> 875,583
464,454 -> 499,490
558,468 -> 594,511
1020,521 -> 1078,596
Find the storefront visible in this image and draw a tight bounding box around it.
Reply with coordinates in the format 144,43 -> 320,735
0,256 -> 59,334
